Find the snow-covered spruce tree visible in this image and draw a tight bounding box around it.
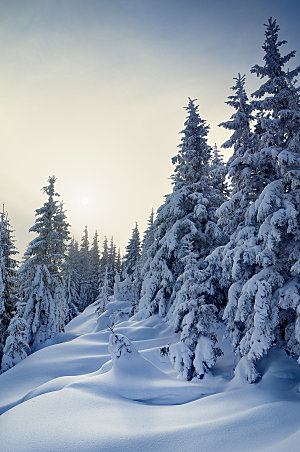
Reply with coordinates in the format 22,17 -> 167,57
206,72 -> 257,320
0,210 -> 19,369
123,223 -> 141,277
115,248 -> 122,275
140,209 -> 155,272
64,238 -> 80,323
170,239 -> 222,380
95,266 -> 110,315
107,237 -> 117,294
19,176 -> 70,350
121,223 -> 142,313
138,99 -> 226,379
220,19 -> 300,381
210,144 -> 228,199
1,303 -> 30,373
98,236 -> 109,290
78,226 -> 93,311
90,231 -> 101,302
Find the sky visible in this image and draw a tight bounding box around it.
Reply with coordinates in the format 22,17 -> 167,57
0,0 -> 299,257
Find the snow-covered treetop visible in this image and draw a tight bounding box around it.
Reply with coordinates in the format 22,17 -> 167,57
219,73 -> 252,150
251,17 -> 300,116
172,98 -> 211,187
22,176 -> 70,274
124,223 -> 141,276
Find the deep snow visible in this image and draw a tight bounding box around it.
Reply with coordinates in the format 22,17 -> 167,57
0,301 -> 299,451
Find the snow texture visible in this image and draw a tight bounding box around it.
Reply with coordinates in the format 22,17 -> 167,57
0,303 -> 299,452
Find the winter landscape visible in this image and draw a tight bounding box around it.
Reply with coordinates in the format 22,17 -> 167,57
0,1 -> 300,451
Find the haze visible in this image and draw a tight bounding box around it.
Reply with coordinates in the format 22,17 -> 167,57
0,0 -> 299,255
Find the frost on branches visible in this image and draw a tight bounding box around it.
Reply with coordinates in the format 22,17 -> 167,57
0,210 -> 19,371
139,98 -> 227,379
19,176 -> 70,350
1,305 -> 30,373
64,238 -> 80,323
219,18 -> 300,381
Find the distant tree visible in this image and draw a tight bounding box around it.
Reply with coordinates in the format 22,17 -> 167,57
96,266 -> 110,315
78,226 -> 93,311
0,209 -> 19,369
19,176 -> 70,350
99,236 -> 109,286
90,231 -> 101,302
64,238 -> 80,323
107,237 -> 117,294
140,209 -> 155,271
121,223 -> 142,313
123,223 -> 141,277
115,248 -> 123,275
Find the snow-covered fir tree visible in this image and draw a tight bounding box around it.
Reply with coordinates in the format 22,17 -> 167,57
1,303 -> 30,373
95,266 -> 110,315
170,240 -> 222,380
218,19 -> 300,381
115,248 -> 122,275
138,99 -> 226,378
0,209 -> 19,369
121,223 -> 142,313
19,176 -> 70,350
217,73 -> 256,236
90,231 -> 101,302
210,144 -> 228,199
140,209 -> 155,271
78,226 -> 94,311
123,223 -> 141,277
206,72 -> 256,317
107,237 -> 117,294
64,238 -> 80,323
99,236 -> 109,288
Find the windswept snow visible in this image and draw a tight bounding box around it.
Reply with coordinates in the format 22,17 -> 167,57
0,302 -> 299,451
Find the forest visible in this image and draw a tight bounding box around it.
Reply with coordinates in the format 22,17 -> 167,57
0,17 -> 299,385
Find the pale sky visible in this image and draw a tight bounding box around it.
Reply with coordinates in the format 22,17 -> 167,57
0,0 -> 299,256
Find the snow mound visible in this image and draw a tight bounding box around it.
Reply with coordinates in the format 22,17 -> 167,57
107,332 -> 205,403
0,303 -> 299,452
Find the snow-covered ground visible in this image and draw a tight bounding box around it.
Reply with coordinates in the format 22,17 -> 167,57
0,301 -> 299,451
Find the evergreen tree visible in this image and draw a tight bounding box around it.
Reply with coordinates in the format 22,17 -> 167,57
139,99 -> 226,380
0,209 -> 19,368
210,144 -> 228,199
206,73 -> 256,318
121,224 -> 142,313
219,19 -> 300,381
99,236 -> 109,285
78,226 -> 93,311
123,223 -> 141,276
1,304 -> 30,373
64,238 -> 80,323
170,240 -> 222,380
95,266 -> 110,315
107,237 -> 117,294
140,209 -> 155,271
90,231 -> 101,302
19,176 -> 70,350
115,248 -> 122,275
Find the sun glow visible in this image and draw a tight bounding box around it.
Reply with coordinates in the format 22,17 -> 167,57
80,197 -> 89,206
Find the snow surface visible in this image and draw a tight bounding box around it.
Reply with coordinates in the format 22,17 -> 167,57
0,301 -> 299,451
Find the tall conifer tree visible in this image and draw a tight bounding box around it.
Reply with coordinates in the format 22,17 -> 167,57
19,176 -> 70,350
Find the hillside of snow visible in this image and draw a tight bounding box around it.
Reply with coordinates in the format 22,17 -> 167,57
0,300 -> 299,452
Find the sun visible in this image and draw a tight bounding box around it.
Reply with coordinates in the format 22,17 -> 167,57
80,197 -> 89,206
